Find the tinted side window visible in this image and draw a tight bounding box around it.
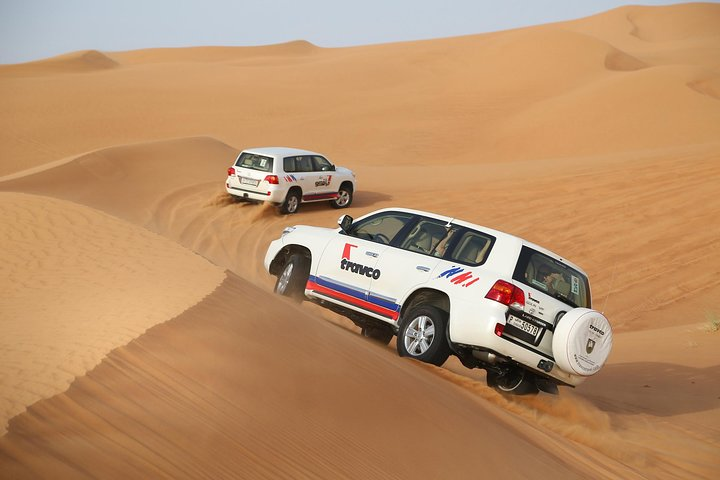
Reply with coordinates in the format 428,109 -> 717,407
296,156 -> 313,172
312,156 -> 334,171
283,156 -> 297,172
447,231 -> 495,265
399,219 -> 450,255
348,212 -> 414,245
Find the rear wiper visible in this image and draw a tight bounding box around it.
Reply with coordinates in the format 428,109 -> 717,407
554,292 -> 578,308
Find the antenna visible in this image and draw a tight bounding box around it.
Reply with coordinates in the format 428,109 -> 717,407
601,264 -> 617,314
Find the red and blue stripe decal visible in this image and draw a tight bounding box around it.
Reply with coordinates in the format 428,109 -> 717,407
306,275 -> 400,321
302,192 -> 339,201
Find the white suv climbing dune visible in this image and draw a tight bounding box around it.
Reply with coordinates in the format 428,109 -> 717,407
264,208 -> 613,395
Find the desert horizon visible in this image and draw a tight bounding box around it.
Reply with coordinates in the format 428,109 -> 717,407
1,3 -> 719,478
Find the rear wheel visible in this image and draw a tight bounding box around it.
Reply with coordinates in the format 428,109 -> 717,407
280,190 -> 301,214
397,305 -> 451,366
331,183 -> 353,209
486,368 -> 539,395
274,254 -> 309,300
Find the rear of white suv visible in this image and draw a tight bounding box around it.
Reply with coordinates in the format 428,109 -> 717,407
226,147 -> 356,214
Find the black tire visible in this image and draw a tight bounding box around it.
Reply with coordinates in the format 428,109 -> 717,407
486,368 -> 539,396
396,305 -> 451,366
274,254 -> 309,300
360,325 -> 394,345
330,183 -> 353,209
280,189 -> 301,214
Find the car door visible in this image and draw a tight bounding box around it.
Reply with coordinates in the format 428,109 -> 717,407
368,218 -> 451,319
283,155 -> 317,199
310,155 -> 336,197
300,155 -> 330,200
311,211 -> 415,320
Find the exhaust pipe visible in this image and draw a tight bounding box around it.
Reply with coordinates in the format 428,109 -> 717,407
472,351 -> 497,364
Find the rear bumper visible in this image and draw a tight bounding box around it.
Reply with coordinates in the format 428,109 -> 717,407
480,333 -> 585,387
449,298 -> 585,386
226,182 -> 285,203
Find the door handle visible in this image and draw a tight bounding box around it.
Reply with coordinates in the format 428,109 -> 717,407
416,266 -> 431,272
366,251 -> 379,258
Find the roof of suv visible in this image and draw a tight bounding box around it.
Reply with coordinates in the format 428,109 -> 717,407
242,147 -> 323,158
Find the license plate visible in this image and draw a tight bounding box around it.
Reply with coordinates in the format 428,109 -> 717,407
507,315 -> 539,337
240,177 -> 259,187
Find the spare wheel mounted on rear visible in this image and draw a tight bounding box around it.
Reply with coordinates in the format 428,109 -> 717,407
552,308 -> 613,376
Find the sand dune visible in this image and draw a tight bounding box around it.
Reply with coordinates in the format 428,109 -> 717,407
2,5 -> 719,175
1,273 -> 626,480
1,3 -> 719,479
0,50 -> 119,77
0,192 -> 225,435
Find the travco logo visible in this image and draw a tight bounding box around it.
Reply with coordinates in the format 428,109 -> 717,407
589,324 -> 606,336
340,243 -> 381,279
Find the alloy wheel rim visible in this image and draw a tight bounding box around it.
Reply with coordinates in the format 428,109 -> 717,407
336,191 -> 350,206
288,196 -> 299,212
403,315 -> 435,356
277,263 -> 294,293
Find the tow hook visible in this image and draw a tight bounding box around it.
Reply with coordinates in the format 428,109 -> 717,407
537,359 -> 554,372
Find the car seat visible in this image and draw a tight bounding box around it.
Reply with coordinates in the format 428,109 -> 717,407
405,223 -> 445,254
455,235 -> 490,264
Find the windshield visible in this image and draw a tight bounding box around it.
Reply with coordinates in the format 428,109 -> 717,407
235,152 -> 273,172
512,246 -> 591,308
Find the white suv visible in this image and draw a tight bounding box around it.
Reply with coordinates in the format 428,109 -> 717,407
225,147 -> 356,214
264,208 -> 613,395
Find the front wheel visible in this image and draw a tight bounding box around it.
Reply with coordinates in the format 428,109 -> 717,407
330,184 -> 353,209
397,305 -> 451,366
274,254 -> 309,300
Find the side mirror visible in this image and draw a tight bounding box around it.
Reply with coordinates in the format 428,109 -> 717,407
329,164 -> 336,171
338,214 -> 353,233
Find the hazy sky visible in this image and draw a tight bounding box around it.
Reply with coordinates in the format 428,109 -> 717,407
0,0 -> 712,64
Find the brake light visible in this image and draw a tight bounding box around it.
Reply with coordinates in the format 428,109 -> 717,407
227,167 -> 236,176
264,175 -> 279,185
485,280 -> 525,310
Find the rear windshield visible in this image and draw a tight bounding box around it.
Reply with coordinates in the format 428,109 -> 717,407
512,246 -> 591,308
235,152 -> 273,172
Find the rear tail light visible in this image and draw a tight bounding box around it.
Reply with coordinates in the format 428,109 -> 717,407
264,175 -> 279,185
485,280 -> 525,310
227,167 -> 236,176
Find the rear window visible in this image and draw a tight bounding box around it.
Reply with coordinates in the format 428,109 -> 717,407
236,152 -> 273,172
512,246 -> 591,308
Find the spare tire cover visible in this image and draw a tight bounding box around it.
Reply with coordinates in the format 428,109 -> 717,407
552,308 -> 612,376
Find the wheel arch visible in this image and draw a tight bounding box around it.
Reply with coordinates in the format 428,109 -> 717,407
269,244 -> 312,276
339,180 -> 354,192
400,288 -> 450,321
287,185 -> 303,198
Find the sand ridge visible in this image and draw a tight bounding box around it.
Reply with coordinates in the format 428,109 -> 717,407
1,3 -> 719,479
0,192 -> 225,435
